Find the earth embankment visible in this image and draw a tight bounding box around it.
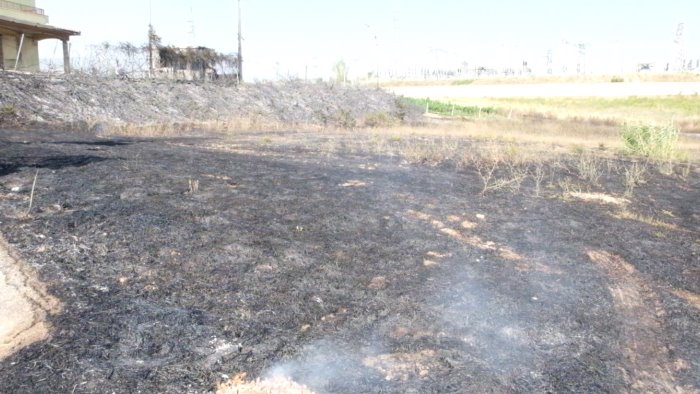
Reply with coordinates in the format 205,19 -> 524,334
0,73 -> 418,132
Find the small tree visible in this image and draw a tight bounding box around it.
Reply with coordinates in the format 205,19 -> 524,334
332,60 -> 348,84
158,46 -> 237,80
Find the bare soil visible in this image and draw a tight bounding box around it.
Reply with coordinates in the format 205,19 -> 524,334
0,237 -> 61,360
0,128 -> 698,393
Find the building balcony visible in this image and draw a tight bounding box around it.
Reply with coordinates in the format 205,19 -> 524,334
0,0 -> 44,15
0,0 -> 48,24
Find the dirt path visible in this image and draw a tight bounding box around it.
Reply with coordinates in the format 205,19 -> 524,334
586,250 -> 688,393
0,237 -> 61,360
389,82 -> 700,98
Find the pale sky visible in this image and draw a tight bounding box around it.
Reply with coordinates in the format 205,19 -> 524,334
36,0 -> 700,79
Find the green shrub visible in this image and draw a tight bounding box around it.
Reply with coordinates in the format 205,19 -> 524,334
337,109 -> 357,128
363,111 -> 394,127
610,76 -> 625,83
394,98 -> 409,121
400,97 -> 494,117
1,104 -> 16,115
620,123 -> 679,160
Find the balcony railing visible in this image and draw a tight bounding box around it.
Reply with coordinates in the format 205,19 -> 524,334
0,0 -> 45,16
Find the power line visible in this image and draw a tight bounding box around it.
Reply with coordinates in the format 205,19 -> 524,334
187,5 -> 196,46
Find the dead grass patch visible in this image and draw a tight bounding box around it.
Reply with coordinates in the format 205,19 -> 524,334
611,210 -> 681,232
217,372 -> 314,394
568,192 -> 629,206
383,118 -> 622,153
426,251 -> 450,259
671,289 -> 700,310
422,259 -> 440,267
513,260 -> 564,275
368,276 -> 388,290
362,350 -> 438,381
339,180 -> 368,187
407,210 -> 524,261
86,116 -> 321,138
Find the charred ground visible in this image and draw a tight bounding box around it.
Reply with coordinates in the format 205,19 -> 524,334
0,128 -> 698,393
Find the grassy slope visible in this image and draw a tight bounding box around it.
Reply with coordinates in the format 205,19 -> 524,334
445,96 -> 700,132
394,97 -> 700,160
401,97 -> 494,117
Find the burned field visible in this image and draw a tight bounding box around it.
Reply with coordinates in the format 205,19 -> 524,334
0,128 -> 698,393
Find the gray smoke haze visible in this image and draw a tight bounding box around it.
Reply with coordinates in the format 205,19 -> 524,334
260,236 -> 601,391
263,339 -> 384,392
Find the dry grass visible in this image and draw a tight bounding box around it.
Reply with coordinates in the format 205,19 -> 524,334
217,372 -> 314,394
81,116 -> 323,137
623,162 -> 647,197
358,116 -> 700,161
82,112 -> 408,138
671,289 -> 700,310
87,109 -> 697,203
367,119 -> 618,153
167,111 -> 696,201
310,116 -> 697,199
80,109 -> 700,163
444,96 -> 700,133
331,129 -> 590,196
567,192 -> 629,206
575,152 -> 602,187
611,210 -> 682,232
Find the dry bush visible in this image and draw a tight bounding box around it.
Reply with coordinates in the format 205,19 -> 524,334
557,178 -> 583,194
575,152 -> 602,187
470,145 -> 531,195
397,136 -> 462,165
474,155 -> 501,194
361,111 -> 398,128
347,117 -> 700,203
624,162 -> 647,197
531,162 -> 546,197
679,161 -> 692,180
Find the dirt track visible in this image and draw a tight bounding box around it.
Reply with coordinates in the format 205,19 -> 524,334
0,129 -> 698,393
389,82 -> 700,98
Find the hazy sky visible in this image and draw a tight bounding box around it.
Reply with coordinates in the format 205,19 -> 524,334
37,0 -> 699,79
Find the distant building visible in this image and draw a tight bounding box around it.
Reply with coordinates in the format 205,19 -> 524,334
151,44 -> 238,81
0,0 -> 79,72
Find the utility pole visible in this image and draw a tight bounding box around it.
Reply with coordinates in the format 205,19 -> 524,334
148,25 -> 153,76
187,7 -> 196,47
237,0 -> 243,82
577,43 -> 586,75
674,22 -> 686,72
148,1 -> 152,76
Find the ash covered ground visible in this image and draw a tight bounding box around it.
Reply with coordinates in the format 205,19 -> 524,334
0,128 -> 698,393
0,73 -> 419,131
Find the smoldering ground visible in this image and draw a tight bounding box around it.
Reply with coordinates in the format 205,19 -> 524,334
0,129 -> 697,393
252,215 -> 625,393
